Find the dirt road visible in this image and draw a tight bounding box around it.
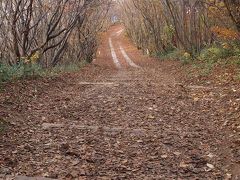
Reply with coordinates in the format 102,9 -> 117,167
1,25 -> 240,179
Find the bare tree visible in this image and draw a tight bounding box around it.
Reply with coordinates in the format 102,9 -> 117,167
120,0 -> 239,56
0,0 -> 112,67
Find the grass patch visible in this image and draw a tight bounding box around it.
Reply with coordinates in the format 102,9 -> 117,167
195,43 -> 240,75
0,62 -> 46,82
0,60 -> 88,83
156,42 -> 240,76
46,61 -> 88,76
156,48 -> 195,64
157,49 -> 183,61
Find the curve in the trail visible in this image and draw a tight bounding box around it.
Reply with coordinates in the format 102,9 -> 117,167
109,27 -> 140,69
109,38 -> 121,69
119,45 -> 140,68
115,29 -> 124,36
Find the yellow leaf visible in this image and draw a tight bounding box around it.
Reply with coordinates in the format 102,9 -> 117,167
148,115 -> 155,119
193,97 -> 200,101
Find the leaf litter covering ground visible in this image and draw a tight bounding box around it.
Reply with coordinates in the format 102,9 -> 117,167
0,25 -> 240,179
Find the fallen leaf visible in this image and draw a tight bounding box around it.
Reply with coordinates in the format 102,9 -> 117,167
225,173 -> 232,179
69,170 -> 79,178
207,153 -> 214,158
193,97 -> 200,102
173,151 -> 181,156
72,160 -> 80,166
148,115 -> 155,119
179,162 -> 189,168
122,160 -> 128,164
161,154 -> 168,159
206,163 -> 214,169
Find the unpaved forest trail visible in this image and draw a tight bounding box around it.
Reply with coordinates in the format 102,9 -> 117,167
1,25 -> 240,179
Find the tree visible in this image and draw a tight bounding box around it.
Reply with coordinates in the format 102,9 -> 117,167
0,0 -> 112,67
119,0 -> 239,56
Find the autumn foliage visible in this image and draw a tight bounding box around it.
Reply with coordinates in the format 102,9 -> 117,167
120,0 -> 240,58
211,26 -> 240,40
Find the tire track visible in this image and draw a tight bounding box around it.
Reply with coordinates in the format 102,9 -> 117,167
119,45 -> 140,68
109,38 -> 121,69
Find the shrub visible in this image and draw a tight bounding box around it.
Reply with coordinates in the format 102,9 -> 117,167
0,62 -> 45,83
0,59 -> 88,83
180,52 -> 193,64
49,62 -> 86,75
22,63 -> 43,77
0,63 -> 21,82
157,49 -> 182,61
192,42 -> 240,76
199,45 -> 235,63
232,43 -> 240,57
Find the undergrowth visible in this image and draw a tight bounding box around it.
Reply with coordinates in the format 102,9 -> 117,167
157,41 -> 240,76
0,61 -> 87,83
157,49 -> 182,61
195,42 -> 240,75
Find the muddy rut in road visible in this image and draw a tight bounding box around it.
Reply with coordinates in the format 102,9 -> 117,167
1,25 -> 240,179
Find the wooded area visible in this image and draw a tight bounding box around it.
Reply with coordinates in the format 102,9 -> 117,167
0,0 -> 239,80
1,0 -> 240,179
0,0 -> 111,68
120,0 -> 240,59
